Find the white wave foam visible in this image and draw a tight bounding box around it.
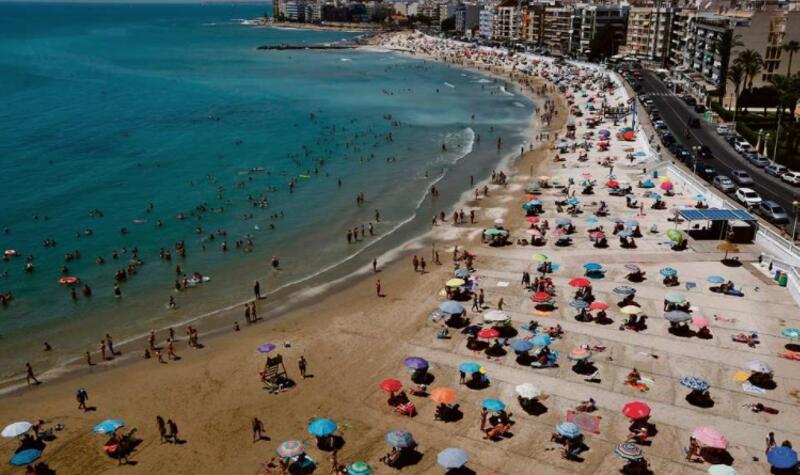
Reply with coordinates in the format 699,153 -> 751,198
512,101 -> 526,108
443,82 -> 455,88
499,86 -> 514,96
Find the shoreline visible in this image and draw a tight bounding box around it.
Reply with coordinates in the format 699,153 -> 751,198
0,33 -> 544,396
249,18 -> 391,32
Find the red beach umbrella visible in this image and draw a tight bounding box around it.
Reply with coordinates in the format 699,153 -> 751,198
605,180 -> 619,188
477,328 -> 500,339
531,291 -> 552,303
379,378 -> 403,393
568,277 -> 591,288
526,216 -> 540,223
589,301 -> 609,310
622,401 -> 651,420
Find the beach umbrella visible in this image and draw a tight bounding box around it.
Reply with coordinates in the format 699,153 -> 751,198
708,465 -> 739,475
620,305 -> 641,315
532,253 -> 548,262
692,427 -> 728,449
695,194 -> 708,202
613,285 -> 636,296
555,217 -> 572,226
614,442 -> 644,461
277,440 -> 305,458
666,229 -> 684,243
660,181 -> 674,191
692,316 -> 710,328
446,278 -> 466,288
706,275 -> 725,284
625,220 -> 639,227
93,419 -> 124,434
483,310 -> 510,323
385,430 -> 415,448
526,229 -> 542,236
782,327 -> 800,339
477,328 -> 499,339
650,193 -> 662,201
569,277 -> 591,288
531,334 -> 552,346
522,200 -> 542,210
404,356 -> 428,371
680,376 -> 710,392
539,175 -> 550,181
257,343 -> 277,353
641,180 -> 655,189
379,378 -> 403,393
618,229 -> 633,238
589,301 -> 609,310
509,339 -> 534,353
482,399 -> 506,412
585,217 -> 599,224
347,462 -> 373,475
746,360 -> 772,374
583,262 -> 603,271
483,228 -> 507,237
606,180 -> 620,188
624,264 -> 641,272
458,362 -> 482,374
437,448 -> 468,469
659,267 -> 677,277
590,231 -> 606,240
556,421 -> 581,439
622,401 -> 651,420
526,216 -> 540,223
551,227 -> 567,237
308,418 -> 338,437
664,310 -> 691,323
439,301 -> 465,315
665,292 -> 686,303
598,129 -> 610,135
515,383 -> 541,399
568,347 -> 592,361
429,387 -> 456,404
525,183 -> 541,193
569,299 -> 589,309
531,291 -> 553,303
717,242 -> 739,260
767,446 -> 798,469
9,448 -> 41,467
567,198 -> 580,206
1,422 -> 32,438
454,269 -> 471,279
623,131 -> 636,141
633,151 -> 647,157
494,218 -> 504,226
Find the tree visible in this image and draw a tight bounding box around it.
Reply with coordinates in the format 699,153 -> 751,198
588,23 -> 616,63
783,40 -> 800,77
440,15 -> 455,32
714,31 -> 743,102
728,62 -> 745,123
736,49 -> 763,91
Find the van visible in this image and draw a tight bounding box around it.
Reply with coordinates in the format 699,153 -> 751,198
765,163 -> 788,177
758,201 -> 789,224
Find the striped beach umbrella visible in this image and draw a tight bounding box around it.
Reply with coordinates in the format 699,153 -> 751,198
569,299 -> 589,309
680,376 -> 710,392
613,285 -> 636,295
568,347 -> 592,361
385,430 -> 415,448
556,421 -> 581,439
614,442 -> 643,460
659,267 -> 677,277
276,440 -> 305,458
347,461 -> 373,475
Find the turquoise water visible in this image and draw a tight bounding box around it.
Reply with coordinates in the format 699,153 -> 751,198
0,2 -> 533,381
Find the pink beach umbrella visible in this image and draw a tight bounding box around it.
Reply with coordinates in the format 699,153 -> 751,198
692,316 -> 710,328
660,181 -> 674,191
692,427 -> 729,449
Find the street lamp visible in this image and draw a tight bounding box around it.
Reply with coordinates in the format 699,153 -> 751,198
792,200 -> 800,253
692,144 -> 700,174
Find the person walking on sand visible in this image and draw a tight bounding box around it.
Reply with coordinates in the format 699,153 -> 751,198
480,407 -> 488,432
420,257 -> 427,274
245,304 -> 251,324
25,363 -> 39,386
99,340 -> 106,361
472,293 -> 480,312
376,280 -> 382,297
479,289 -> 485,309
167,419 -> 179,443
156,416 -> 167,443
254,280 -> 261,300
412,255 -> 419,272
298,355 -> 308,378
106,333 -> 117,356
167,339 -> 178,360
251,302 -> 258,321
86,351 -> 93,366
76,388 -> 89,411
766,432 -> 776,454
497,298 -> 504,310
372,258 -> 377,273
148,330 -> 156,350
252,417 -> 265,442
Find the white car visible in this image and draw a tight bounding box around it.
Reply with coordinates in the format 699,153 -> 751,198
782,171 -> 800,185
735,187 -> 762,207
734,140 -> 753,154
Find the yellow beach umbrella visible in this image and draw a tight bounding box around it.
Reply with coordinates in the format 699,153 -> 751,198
620,305 -> 641,315
446,278 -> 465,288
532,254 -> 548,262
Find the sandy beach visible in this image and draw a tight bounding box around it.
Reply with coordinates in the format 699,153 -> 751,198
2,31 -> 798,475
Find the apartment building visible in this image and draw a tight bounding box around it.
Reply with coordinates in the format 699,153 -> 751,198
541,4 -> 574,55
455,2 -> 483,34
570,4 -> 629,57
624,4 -> 677,65
493,0 -> 524,42
479,8 -> 495,39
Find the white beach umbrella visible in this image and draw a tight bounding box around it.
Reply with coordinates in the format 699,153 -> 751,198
515,383 -> 541,399
494,218 -> 504,226
483,310 -> 510,323
2,421 -> 32,438
746,361 -> 772,374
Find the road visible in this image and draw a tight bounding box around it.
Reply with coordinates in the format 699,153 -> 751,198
638,70 -> 799,215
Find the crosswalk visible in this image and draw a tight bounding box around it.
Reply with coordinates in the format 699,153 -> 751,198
638,92 -> 678,98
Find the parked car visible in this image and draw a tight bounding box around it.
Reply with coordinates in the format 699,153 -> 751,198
712,175 -> 736,193
699,166 -> 718,181
735,187 -> 762,207
731,169 -> 754,185
758,200 -> 790,224
734,139 -> 753,154
765,163 -> 788,177
682,95 -> 697,106
747,154 -> 770,168
781,171 -> 800,185
698,145 -> 713,159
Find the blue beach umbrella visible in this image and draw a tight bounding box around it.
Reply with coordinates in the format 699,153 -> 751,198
618,229 -> 633,238
665,310 -> 691,323
555,217 -> 572,226
556,421 -> 581,439
650,192 -> 662,201
308,418 -> 337,437
569,299 -> 589,309
584,262 -> 603,271
680,376 -> 710,392
585,217 -> 599,224
625,220 -> 639,227
454,269 -> 471,279
567,198 -> 580,206
665,291 -> 687,303
437,448 -> 468,469
439,301 -> 465,315
482,399 -> 506,412
10,449 -> 41,467
613,285 -> 636,295
782,327 -> 800,339
641,180 -> 655,189
767,446 -> 798,469
458,362 -> 482,374
347,461 -> 373,475
531,334 -> 552,347
706,275 -> 725,284
385,430 -> 415,448
633,151 -> 647,157
695,194 -> 707,201
404,356 -> 429,371
93,419 -> 124,434
509,339 -> 534,353
659,267 -> 677,277
257,343 -> 277,353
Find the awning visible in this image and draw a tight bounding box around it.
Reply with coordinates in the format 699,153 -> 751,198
678,208 -> 756,221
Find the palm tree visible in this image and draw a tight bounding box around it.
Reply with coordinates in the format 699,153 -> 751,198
782,40 -> 800,76
737,49 -> 764,90
728,62 -> 745,124
715,31 -> 743,103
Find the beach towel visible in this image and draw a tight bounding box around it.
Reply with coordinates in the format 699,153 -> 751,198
742,382 -> 767,395
566,410 -> 601,433
497,281 -> 509,287
733,371 -> 750,382
779,350 -> 800,361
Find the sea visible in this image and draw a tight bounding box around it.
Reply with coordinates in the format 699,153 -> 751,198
0,2 -> 534,385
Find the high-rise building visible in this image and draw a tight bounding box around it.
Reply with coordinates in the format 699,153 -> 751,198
494,0 -> 523,42
455,3 -> 483,34
479,8 -> 495,39
624,4 -> 678,65
570,4 -> 629,57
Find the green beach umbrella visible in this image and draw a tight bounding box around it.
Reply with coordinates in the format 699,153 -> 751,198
666,229 -> 684,243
